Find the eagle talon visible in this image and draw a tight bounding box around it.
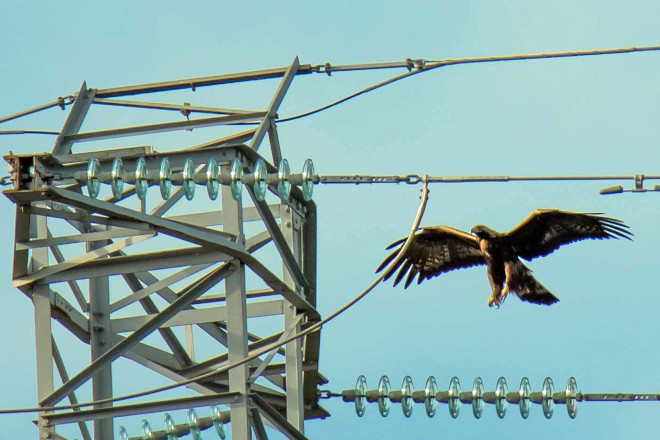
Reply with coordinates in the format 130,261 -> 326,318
500,286 -> 509,303
488,296 -> 500,309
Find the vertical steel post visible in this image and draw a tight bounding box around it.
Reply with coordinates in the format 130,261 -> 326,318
32,211 -> 54,440
88,232 -> 113,440
281,203 -> 304,431
301,203 -> 319,406
52,339 -> 93,440
13,205 -> 30,281
185,325 -> 195,361
221,160 -> 251,439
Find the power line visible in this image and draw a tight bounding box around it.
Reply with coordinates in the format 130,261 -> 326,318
278,66 -> 422,122
318,172 -> 660,195
2,45 -> 659,131
280,45 -> 660,123
0,130 -> 60,136
0,95 -> 74,124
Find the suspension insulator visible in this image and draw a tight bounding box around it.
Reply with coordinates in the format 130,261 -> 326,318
110,157 -> 124,199
86,157 -> 101,199
159,157 -> 172,200
378,375 -> 391,417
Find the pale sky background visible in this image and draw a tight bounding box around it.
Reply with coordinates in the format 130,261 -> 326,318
2,1 -> 660,439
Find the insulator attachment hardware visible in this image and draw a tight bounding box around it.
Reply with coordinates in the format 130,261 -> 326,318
600,174 -> 660,195
341,375 -> 582,419
79,157 -> 317,203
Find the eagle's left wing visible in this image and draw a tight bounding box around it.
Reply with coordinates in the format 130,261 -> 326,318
376,226 -> 486,288
505,209 -> 632,261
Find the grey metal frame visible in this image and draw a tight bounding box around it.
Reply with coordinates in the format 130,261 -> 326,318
3,58 -> 326,440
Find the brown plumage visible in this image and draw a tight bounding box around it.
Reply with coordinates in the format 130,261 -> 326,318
376,209 -> 632,308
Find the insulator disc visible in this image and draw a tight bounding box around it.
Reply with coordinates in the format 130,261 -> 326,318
253,158 -> 268,201
301,158 -> 315,201
211,405 -> 227,439
118,426 -> 129,440
448,376 -> 462,419
182,158 -> 196,201
401,376 -> 414,418
159,158 -> 172,200
277,158 -> 291,202
355,375 -> 368,417
111,157 -> 124,199
566,377 -> 578,419
206,158 -> 220,200
424,376 -> 438,418
230,157 -> 243,201
542,377 -> 555,419
495,377 -> 508,419
164,413 -> 178,440
135,157 -> 148,201
472,377 -> 485,419
187,408 -> 203,440
378,375 -> 391,417
86,158 -> 101,199
519,377 -> 531,419
141,419 -> 153,440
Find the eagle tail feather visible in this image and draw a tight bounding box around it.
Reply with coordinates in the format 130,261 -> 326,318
507,261 -> 559,306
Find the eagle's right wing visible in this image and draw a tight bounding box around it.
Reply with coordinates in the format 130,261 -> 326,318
376,226 -> 486,288
505,209 -> 632,261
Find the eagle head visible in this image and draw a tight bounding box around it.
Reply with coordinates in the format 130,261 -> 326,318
470,224 -> 499,239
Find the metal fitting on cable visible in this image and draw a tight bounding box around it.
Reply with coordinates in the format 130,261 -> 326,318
405,58 -> 426,71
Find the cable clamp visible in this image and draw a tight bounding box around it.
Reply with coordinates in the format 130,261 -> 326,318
319,389 -> 341,399
402,174 -> 421,184
180,102 -> 191,120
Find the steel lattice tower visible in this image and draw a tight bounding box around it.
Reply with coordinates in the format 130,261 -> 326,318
4,57 -> 325,439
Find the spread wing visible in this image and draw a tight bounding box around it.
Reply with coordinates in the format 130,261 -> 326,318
376,226 -> 486,288
505,209 -> 633,261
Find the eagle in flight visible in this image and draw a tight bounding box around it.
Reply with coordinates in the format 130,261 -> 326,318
377,210 -> 632,308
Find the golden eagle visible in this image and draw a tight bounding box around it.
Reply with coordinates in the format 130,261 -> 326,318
377,210 -> 632,307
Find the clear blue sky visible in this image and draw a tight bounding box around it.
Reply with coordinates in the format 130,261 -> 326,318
2,1 -> 660,438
